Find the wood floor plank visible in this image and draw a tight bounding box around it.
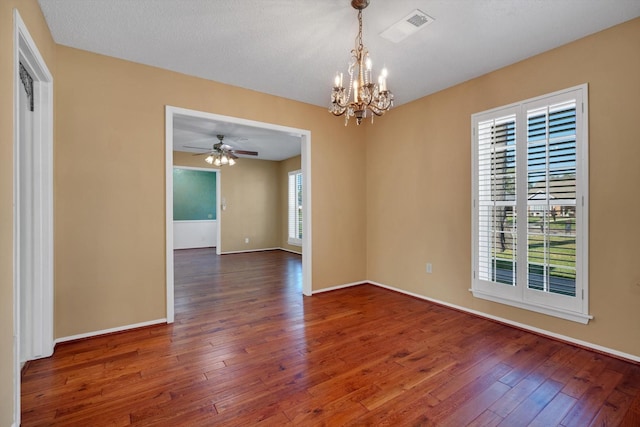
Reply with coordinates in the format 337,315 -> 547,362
439,381 -> 511,426
468,409 -> 504,427
620,393 -> 640,426
490,375 -> 547,418
529,391 -> 577,427
429,362 -> 513,424
561,368 -> 625,427
499,378 -> 564,426
588,389 -> 634,427
561,352 -> 609,399
21,248 -> 640,426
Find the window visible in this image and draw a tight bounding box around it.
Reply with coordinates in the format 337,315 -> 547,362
472,85 -> 590,323
288,170 -> 303,246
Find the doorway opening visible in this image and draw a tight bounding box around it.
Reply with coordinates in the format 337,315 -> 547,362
165,106 -> 312,323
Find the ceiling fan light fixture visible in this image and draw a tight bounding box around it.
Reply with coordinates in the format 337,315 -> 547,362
195,134 -> 254,166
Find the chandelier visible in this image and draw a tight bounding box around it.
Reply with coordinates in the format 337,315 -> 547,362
329,0 -> 393,125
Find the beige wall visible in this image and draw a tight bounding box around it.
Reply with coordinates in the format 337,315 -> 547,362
279,155 -> 303,252
173,152 -> 282,252
54,45 -> 367,338
366,18 -> 640,357
0,0 -> 56,423
216,158 -> 279,252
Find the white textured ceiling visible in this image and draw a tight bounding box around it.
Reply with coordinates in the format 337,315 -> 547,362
173,114 -> 302,161
37,0 -> 640,159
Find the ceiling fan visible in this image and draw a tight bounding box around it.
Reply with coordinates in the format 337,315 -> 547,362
186,135 -> 258,166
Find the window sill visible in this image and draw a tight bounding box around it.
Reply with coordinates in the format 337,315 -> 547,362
287,238 -> 302,247
471,289 -> 593,324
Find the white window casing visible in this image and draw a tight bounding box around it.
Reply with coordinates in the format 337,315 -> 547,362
471,84 -> 591,324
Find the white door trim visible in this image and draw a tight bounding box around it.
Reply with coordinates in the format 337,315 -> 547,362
165,106 -> 312,323
172,166 -> 221,250
13,8 -> 55,426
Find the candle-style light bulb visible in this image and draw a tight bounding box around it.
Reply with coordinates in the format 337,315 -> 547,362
365,57 -> 372,84
380,68 -> 388,91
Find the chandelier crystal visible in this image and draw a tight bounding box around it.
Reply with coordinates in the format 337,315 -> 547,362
329,0 -> 393,125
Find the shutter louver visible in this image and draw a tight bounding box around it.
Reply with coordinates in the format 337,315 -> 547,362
526,102 -> 577,297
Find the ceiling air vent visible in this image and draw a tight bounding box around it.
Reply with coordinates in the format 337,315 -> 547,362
380,9 -> 434,43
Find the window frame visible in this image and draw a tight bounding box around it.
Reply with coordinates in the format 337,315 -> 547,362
288,169 -> 303,246
471,84 -> 591,324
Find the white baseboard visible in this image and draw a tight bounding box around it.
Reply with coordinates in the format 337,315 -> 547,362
312,280 -> 366,294
278,247 -> 302,255
55,318 -> 167,344
320,280 -> 640,364
219,247 -> 281,255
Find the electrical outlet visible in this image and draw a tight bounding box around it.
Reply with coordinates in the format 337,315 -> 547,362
426,263 -> 432,274
245,237 -> 249,244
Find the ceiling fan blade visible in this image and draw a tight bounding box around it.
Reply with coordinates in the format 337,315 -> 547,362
231,150 -> 258,156
183,145 -> 210,151
192,152 -> 212,156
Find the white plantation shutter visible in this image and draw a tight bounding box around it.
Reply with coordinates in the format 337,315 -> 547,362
472,85 -> 590,323
477,112 -> 517,288
288,170 -> 302,246
526,101 -> 577,297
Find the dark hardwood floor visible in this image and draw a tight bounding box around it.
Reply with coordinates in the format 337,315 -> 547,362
22,248 -> 640,426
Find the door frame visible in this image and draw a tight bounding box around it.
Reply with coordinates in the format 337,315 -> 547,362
13,9 -> 55,426
165,106 -> 312,323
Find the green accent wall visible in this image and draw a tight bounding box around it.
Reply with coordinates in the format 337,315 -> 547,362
173,168 -> 217,220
